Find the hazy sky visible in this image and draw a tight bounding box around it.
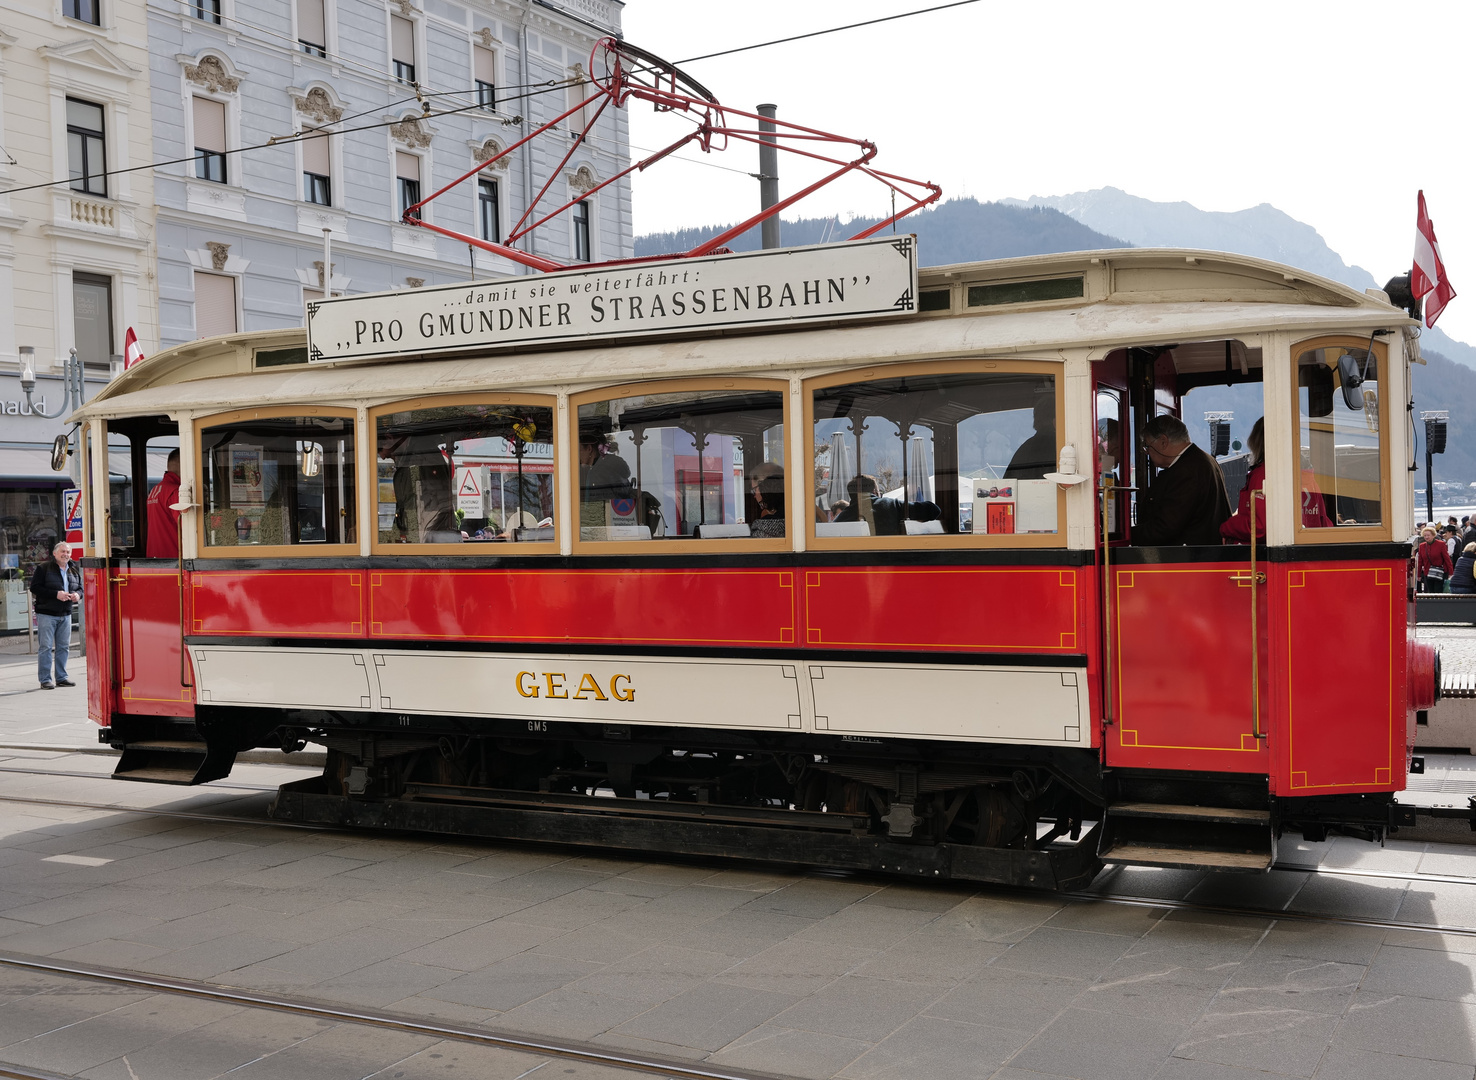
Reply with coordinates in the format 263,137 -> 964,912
617,0 -> 1476,343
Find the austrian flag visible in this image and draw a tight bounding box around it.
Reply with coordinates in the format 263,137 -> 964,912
123,327 -> 145,369
1412,191 -> 1456,329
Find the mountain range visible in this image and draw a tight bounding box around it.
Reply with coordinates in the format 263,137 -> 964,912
635,189 -> 1476,489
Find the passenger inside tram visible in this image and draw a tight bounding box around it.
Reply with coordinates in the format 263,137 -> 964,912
813,370 -> 1060,538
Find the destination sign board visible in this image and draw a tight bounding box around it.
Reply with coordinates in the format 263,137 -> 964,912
305,235 -> 918,364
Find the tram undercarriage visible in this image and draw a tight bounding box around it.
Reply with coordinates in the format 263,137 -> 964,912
99,706 -> 1417,891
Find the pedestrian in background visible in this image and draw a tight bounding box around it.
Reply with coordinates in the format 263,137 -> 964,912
1419,526 -> 1454,593
28,541 -> 80,690
1452,542 -> 1476,594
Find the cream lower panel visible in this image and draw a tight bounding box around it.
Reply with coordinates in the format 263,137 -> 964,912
191,647 -> 376,709
373,651 -> 803,730
809,662 -> 1087,746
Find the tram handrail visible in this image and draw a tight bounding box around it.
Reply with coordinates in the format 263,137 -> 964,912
1099,479 -> 1140,727
1240,492 -> 1268,741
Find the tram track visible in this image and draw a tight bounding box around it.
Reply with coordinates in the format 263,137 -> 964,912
0,951 -> 794,1080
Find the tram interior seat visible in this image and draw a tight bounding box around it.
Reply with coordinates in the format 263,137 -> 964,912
693,523 -> 751,539
517,527 -> 555,542
817,521 -> 872,538
424,530 -> 463,544
904,520 -> 945,535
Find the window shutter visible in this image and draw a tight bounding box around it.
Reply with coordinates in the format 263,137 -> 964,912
391,15 -> 414,63
194,272 -> 238,338
474,46 -> 495,84
297,0 -> 325,44
193,97 -> 227,153
302,131 -> 330,176
395,151 -> 420,182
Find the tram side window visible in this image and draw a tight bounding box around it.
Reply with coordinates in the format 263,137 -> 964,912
813,371 -> 1059,538
576,389 -> 785,542
1297,345 -> 1381,528
375,403 -> 555,544
200,416 -> 355,548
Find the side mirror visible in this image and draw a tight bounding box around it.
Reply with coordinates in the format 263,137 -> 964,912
1302,364 -> 1334,417
1338,352 -> 1368,411
50,434 -> 69,472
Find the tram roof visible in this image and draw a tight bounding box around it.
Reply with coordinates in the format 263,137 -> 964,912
76,247 -> 1412,420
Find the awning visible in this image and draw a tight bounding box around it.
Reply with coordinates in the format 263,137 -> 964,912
0,448 -> 73,484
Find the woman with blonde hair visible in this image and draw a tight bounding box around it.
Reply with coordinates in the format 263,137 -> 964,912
1419,525 -> 1454,592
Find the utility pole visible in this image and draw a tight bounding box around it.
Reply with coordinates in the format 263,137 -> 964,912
757,104 -> 779,250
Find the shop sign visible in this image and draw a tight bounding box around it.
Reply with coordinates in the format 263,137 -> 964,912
306,236 -> 920,364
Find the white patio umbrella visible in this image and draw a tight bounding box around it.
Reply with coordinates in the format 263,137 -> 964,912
906,436 -> 932,504
824,433 -> 856,510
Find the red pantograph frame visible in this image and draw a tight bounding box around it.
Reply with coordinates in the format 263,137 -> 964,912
402,38 -> 942,273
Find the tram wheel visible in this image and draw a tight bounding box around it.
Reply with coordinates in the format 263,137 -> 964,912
945,786 -> 1026,848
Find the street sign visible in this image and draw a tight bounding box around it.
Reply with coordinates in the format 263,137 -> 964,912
456,468 -> 482,515
63,487 -> 84,546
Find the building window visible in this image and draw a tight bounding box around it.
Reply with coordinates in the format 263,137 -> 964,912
478,178 -> 499,243
63,0 -> 101,24
396,151 -> 421,220
391,15 -> 415,83
192,97 -> 227,184
572,199 -> 590,262
297,0 -> 326,56
194,271 -> 238,338
189,0 -> 221,24
302,130 -> 331,205
474,46 -> 496,110
72,273 -> 114,368
66,99 -> 107,197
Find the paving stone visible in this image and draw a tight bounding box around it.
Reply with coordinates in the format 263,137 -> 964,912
1172,1006 -> 1340,1077
0,909 -> 161,955
852,926 -> 1008,986
663,907 -> 813,959
1283,873 -> 1410,921
856,883 -> 974,913
926,967 -> 1087,1030
1044,899 -> 1169,937
52,937 -> 173,968
574,942 -> 735,1005
1078,951 -> 1232,1023
1151,1057 -> 1308,1078
227,854 -> 374,890
1086,864 -> 1207,901
395,918 -> 565,971
716,937 -> 876,996
0,992 -> 231,1076
133,931 -> 301,980
126,902 -> 294,949
467,867 -> 613,904
769,973 -> 944,1041
709,1022 -> 871,1080
422,950 -> 603,1011
1311,1046 -> 1476,1079
1184,870 -> 1310,911
354,1038 -> 556,1080
75,1010 -> 335,1080
746,879 -> 880,920
503,884 -> 647,930
992,926 -> 1138,980
1213,953 -> 1365,1015
1316,838 -> 1426,873
1361,943 -> 1476,1003
1255,919 -> 1385,965
304,959 -> 465,1008
1397,879 -> 1476,930
841,1014 -> 1030,1079
1009,1006 -> 1190,1080
612,980 -> 798,1052
795,898 -> 941,948
496,986 -> 652,1040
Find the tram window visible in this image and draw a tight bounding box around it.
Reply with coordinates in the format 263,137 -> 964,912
575,389 -> 785,542
373,402 -> 555,545
200,415 -> 355,549
812,371 -> 1059,539
1297,344 -> 1382,528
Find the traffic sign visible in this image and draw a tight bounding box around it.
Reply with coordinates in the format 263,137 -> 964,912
456,467 -> 482,515
63,488 -> 83,531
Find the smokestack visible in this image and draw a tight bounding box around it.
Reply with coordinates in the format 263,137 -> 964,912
757,104 -> 779,250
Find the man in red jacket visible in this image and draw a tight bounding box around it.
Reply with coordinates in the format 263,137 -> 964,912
146,450 -> 182,558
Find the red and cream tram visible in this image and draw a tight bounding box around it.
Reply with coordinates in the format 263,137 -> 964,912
69,242 -> 1438,890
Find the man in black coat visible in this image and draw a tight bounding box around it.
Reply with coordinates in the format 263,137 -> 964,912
29,541 -> 81,689
1133,415 -> 1230,546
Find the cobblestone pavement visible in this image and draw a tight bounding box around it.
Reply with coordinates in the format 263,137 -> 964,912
1,652 -> 1476,1077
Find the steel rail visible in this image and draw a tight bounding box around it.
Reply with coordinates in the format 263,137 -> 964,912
0,951 -> 796,1080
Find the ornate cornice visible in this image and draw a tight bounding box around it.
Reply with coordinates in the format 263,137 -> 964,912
291,86 -> 343,125
206,241 -> 230,271
390,117 -> 432,149
473,27 -> 497,48
566,165 -> 597,194
389,0 -> 416,16
472,139 -> 510,168
183,54 -> 239,95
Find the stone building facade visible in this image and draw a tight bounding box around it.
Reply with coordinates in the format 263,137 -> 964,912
0,0 -> 159,591
148,0 -> 631,349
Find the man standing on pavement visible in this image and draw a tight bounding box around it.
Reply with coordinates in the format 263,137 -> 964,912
146,449 -> 183,558
29,541 -> 80,690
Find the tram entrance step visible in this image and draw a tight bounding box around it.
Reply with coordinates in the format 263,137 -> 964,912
1099,803 -> 1273,873
112,741 -> 236,786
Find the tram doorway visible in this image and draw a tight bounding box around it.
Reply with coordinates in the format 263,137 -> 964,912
1095,343 -> 1272,776
96,416 -> 192,720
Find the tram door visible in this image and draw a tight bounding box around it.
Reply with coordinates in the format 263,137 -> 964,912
99,418 -> 193,720
1096,347 -> 1272,776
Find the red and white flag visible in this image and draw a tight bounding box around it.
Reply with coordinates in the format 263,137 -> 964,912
1412,190 -> 1457,329
123,326 -> 145,369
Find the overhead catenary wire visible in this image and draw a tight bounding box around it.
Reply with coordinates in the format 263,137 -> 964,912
677,0 -> 982,63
